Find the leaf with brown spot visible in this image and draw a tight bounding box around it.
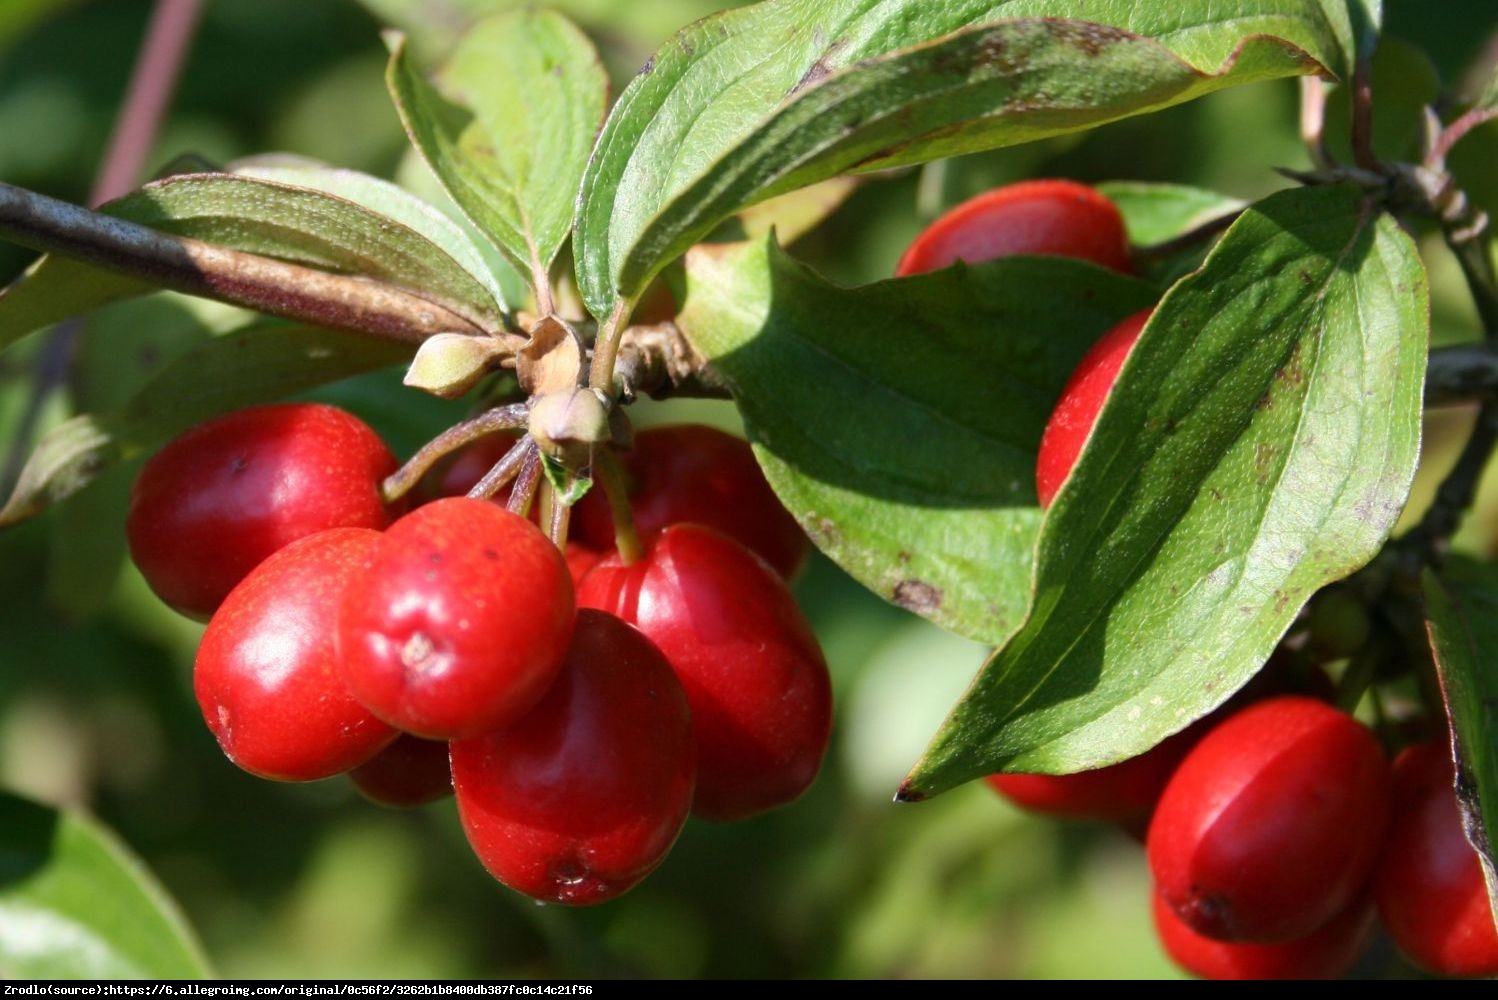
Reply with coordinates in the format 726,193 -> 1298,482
575,0 -> 1350,319
903,184 -> 1427,796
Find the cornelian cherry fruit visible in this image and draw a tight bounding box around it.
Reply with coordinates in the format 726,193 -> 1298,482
350,734 -> 453,808
578,524 -> 832,822
896,179 -> 1132,276
337,497 -> 574,739
1147,696 -> 1390,943
1153,891 -> 1374,980
571,424 -> 808,579
194,527 -> 396,781
985,725 -> 1197,825
1035,308 -> 1151,509
127,403 -> 397,619
450,609 -> 694,906
1375,741 -> 1498,977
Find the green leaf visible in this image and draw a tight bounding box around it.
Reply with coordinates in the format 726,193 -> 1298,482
1094,181 -> 1245,246
0,324 -> 405,525
0,172 -> 504,352
0,791 -> 210,977
385,10 -> 608,288
679,238 -> 1154,642
1424,563 -> 1498,919
903,184 -> 1427,796
575,0 -> 1346,320
231,156 -> 511,311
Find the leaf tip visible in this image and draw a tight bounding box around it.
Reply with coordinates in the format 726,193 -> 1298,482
893,781 -> 927,804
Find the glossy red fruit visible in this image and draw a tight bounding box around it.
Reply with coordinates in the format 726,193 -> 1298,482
337,497 -> 574,739
571,424 -> 808,579
350,735 -> 452,807
578,524 -> 832,822
1375,741 -> 1498,977
986,726 -> 1198,825
127,403 -> 398,619
896,179 -> 1132,276
194,528 -> 396,781
1148,696 -> 1390,942
1035,308 -> 1151,508
450,609 -> 694,906
1153,891 -> 1374,980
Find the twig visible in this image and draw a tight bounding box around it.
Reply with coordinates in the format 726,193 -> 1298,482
1425,343 -> 1498,405
611,321 -> 732,401
0,182 -> 493,344
381,402 -> 528,503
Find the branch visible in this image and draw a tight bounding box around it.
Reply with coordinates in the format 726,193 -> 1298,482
611,321 -> 732,401
0,182 -> 495,344
1426,344 -> 1498,406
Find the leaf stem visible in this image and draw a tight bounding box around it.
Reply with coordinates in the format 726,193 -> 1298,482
593,447 -> 642,564
1429,106 -> 1498,167
1131,209 -> 1243,264
1300,77 -> 1333,170
381,402 -> 528,503
1350,55 -> 1379,172
586,298 -> 632,395
0,182 -> 497,344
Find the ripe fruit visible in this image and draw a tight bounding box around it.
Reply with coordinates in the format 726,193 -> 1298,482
1147,696 -> 1390,942
578,524 -> 832,822
450,609 -> 694,906
1035,308 -> 1151,508
127,403 -> 398,618
194,528 -> 397,781
571,424 -> 808,579
337,497 -> 574,739
1375,741 -> 1498,977
1153,892 -> 1374,980
896,179 -> 1132,276
985,726 -> 1197,825
350,735 -> 453,807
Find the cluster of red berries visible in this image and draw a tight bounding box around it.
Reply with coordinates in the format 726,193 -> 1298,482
901,178 -> 1498,979
126,404 -> 831,906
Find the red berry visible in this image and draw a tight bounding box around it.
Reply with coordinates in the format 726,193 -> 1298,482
1035,308 -> 1151,508
450,609 -> 694,906
1375,741 -> 1498,977
577,524 -> 832,822
127,403 -> 397,619
896,179 -> 1132,276
1147,696 -> 1390,942
349,735 -> 452,807
571,425 -> 808,579
1153,891 -> 1374,980
986,726 -> 1197,825
337,497 -> 574,739
194,528 -> 397,781
563,542 -> 604,586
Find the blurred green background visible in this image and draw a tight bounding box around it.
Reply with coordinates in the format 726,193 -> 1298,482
0,0 -> 1495,979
